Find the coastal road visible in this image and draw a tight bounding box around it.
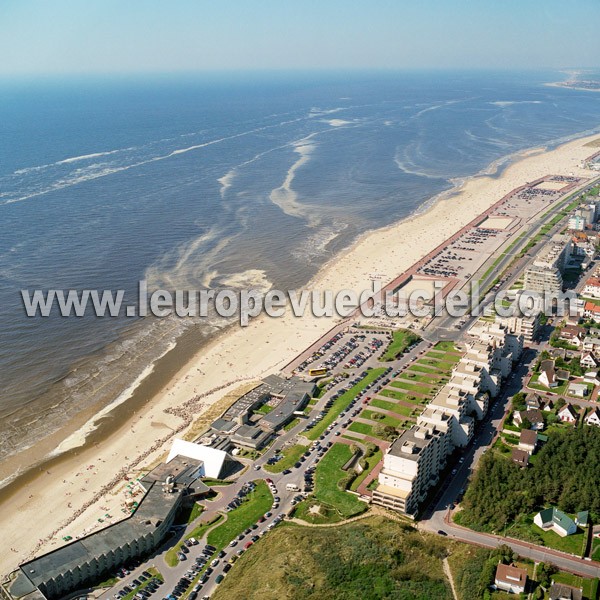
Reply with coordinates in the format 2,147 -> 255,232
429,175 -> 600,341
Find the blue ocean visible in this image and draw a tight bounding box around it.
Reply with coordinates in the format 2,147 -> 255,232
1,70 -> 600,468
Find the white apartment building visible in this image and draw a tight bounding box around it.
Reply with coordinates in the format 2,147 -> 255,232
495,313 -> 540,342
373,423 -> 450,515
523,234 -> 572,294
372,323 -> 521,516
568,212 -> 587,231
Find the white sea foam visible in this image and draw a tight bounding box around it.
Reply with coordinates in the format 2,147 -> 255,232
2,120 -> 306,207
47,343 -> 175,458
217,171 -> 236,198
464,129 -> 512,148
218,269 -> 271,292
291,222 -> 348,262
269,135 -> 320,225
144,224 -> 236,291
411,99 -> 463,119
393,145 -> 442,180
309,106 -> 347,117
490,100 -> 543,107
322,119 -> 351,127
56,150 -> 122,164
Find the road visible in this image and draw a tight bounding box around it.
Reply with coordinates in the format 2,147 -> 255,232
98,177 -> 600,597
99,332 -> 428,599
419,348 -> 600,579
431,176 -> 600,341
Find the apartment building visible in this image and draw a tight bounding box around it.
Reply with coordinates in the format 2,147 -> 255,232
372,423 -> 450,515
372,323 -> 521,516
495,313 -> 541,342
524,234 -> 572,294
568,212 -> 587,231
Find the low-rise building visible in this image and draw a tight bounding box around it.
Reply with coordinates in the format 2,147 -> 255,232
518,429 -> 538,454
549,582 -> 583,600
582,276 -> 600,299
580,352 -> 598,370
514,409 -> 545,431
14,452 -> 215,599
559,325 -> 585,346
585,407 -> 600,427
494,563 -> 528,594
568,383 -> 588,398
581,334 -> 600,357
511,448 -> 530,468
558,403 -> 578,423
583,301 -> 600,322
534,507 -> 577,537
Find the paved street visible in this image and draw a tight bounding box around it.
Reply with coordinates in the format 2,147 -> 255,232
97,176 -> 600,598
98,331 -> 425,599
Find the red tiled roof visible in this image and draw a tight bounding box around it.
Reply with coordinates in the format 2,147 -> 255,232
585,302 -> 600,314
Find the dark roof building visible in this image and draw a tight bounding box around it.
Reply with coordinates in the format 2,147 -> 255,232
511,448 -> 530,467
14,455 -> 207,599
549,582 -> 583,600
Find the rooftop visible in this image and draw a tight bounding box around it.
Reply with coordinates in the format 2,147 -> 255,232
519,429 -> 537,446
495,563 -> 527,586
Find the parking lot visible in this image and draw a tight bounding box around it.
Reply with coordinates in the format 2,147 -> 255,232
97,334 -> 428,600
292,329 -> 391,377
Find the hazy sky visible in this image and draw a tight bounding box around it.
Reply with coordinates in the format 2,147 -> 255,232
1,0 -> 600,76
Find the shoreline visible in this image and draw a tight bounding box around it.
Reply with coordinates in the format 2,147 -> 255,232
0,129 -> 599,577
545,81 -> 600,93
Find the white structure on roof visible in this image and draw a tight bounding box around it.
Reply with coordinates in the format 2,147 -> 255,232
167,439 -> 233,479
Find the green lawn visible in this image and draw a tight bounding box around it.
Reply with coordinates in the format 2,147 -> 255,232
379,388 -> 409,401
202,478 -> 234,486
527,520 -> 586,555
360,409 -> 401,428
592,537 -> 600,562
390,380 -> 435,393
254,403 -> 273,415
402,371 -> 447,384
417,357 -> 456,371
305,368 -> 387,441
349,449 -> 383,492
434,341 -> 459,352
379,329 -> 421,361
406,364 -> 440,374
348,421 -> 374,436
295,444 -> 367,523
187,503 -> 204,523
370,398 -> 402,411
528,373 -> 568,395
264,443 -> 308,473
207,481 -> 273,550
552,571 -> 596,598
283,417 -> 301,431
386,403 -> 415,416
426,350 -> 462,362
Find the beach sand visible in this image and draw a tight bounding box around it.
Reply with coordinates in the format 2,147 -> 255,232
0,132 -> 598,577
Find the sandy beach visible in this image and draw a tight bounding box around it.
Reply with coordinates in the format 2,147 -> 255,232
0,131 -> 598,578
